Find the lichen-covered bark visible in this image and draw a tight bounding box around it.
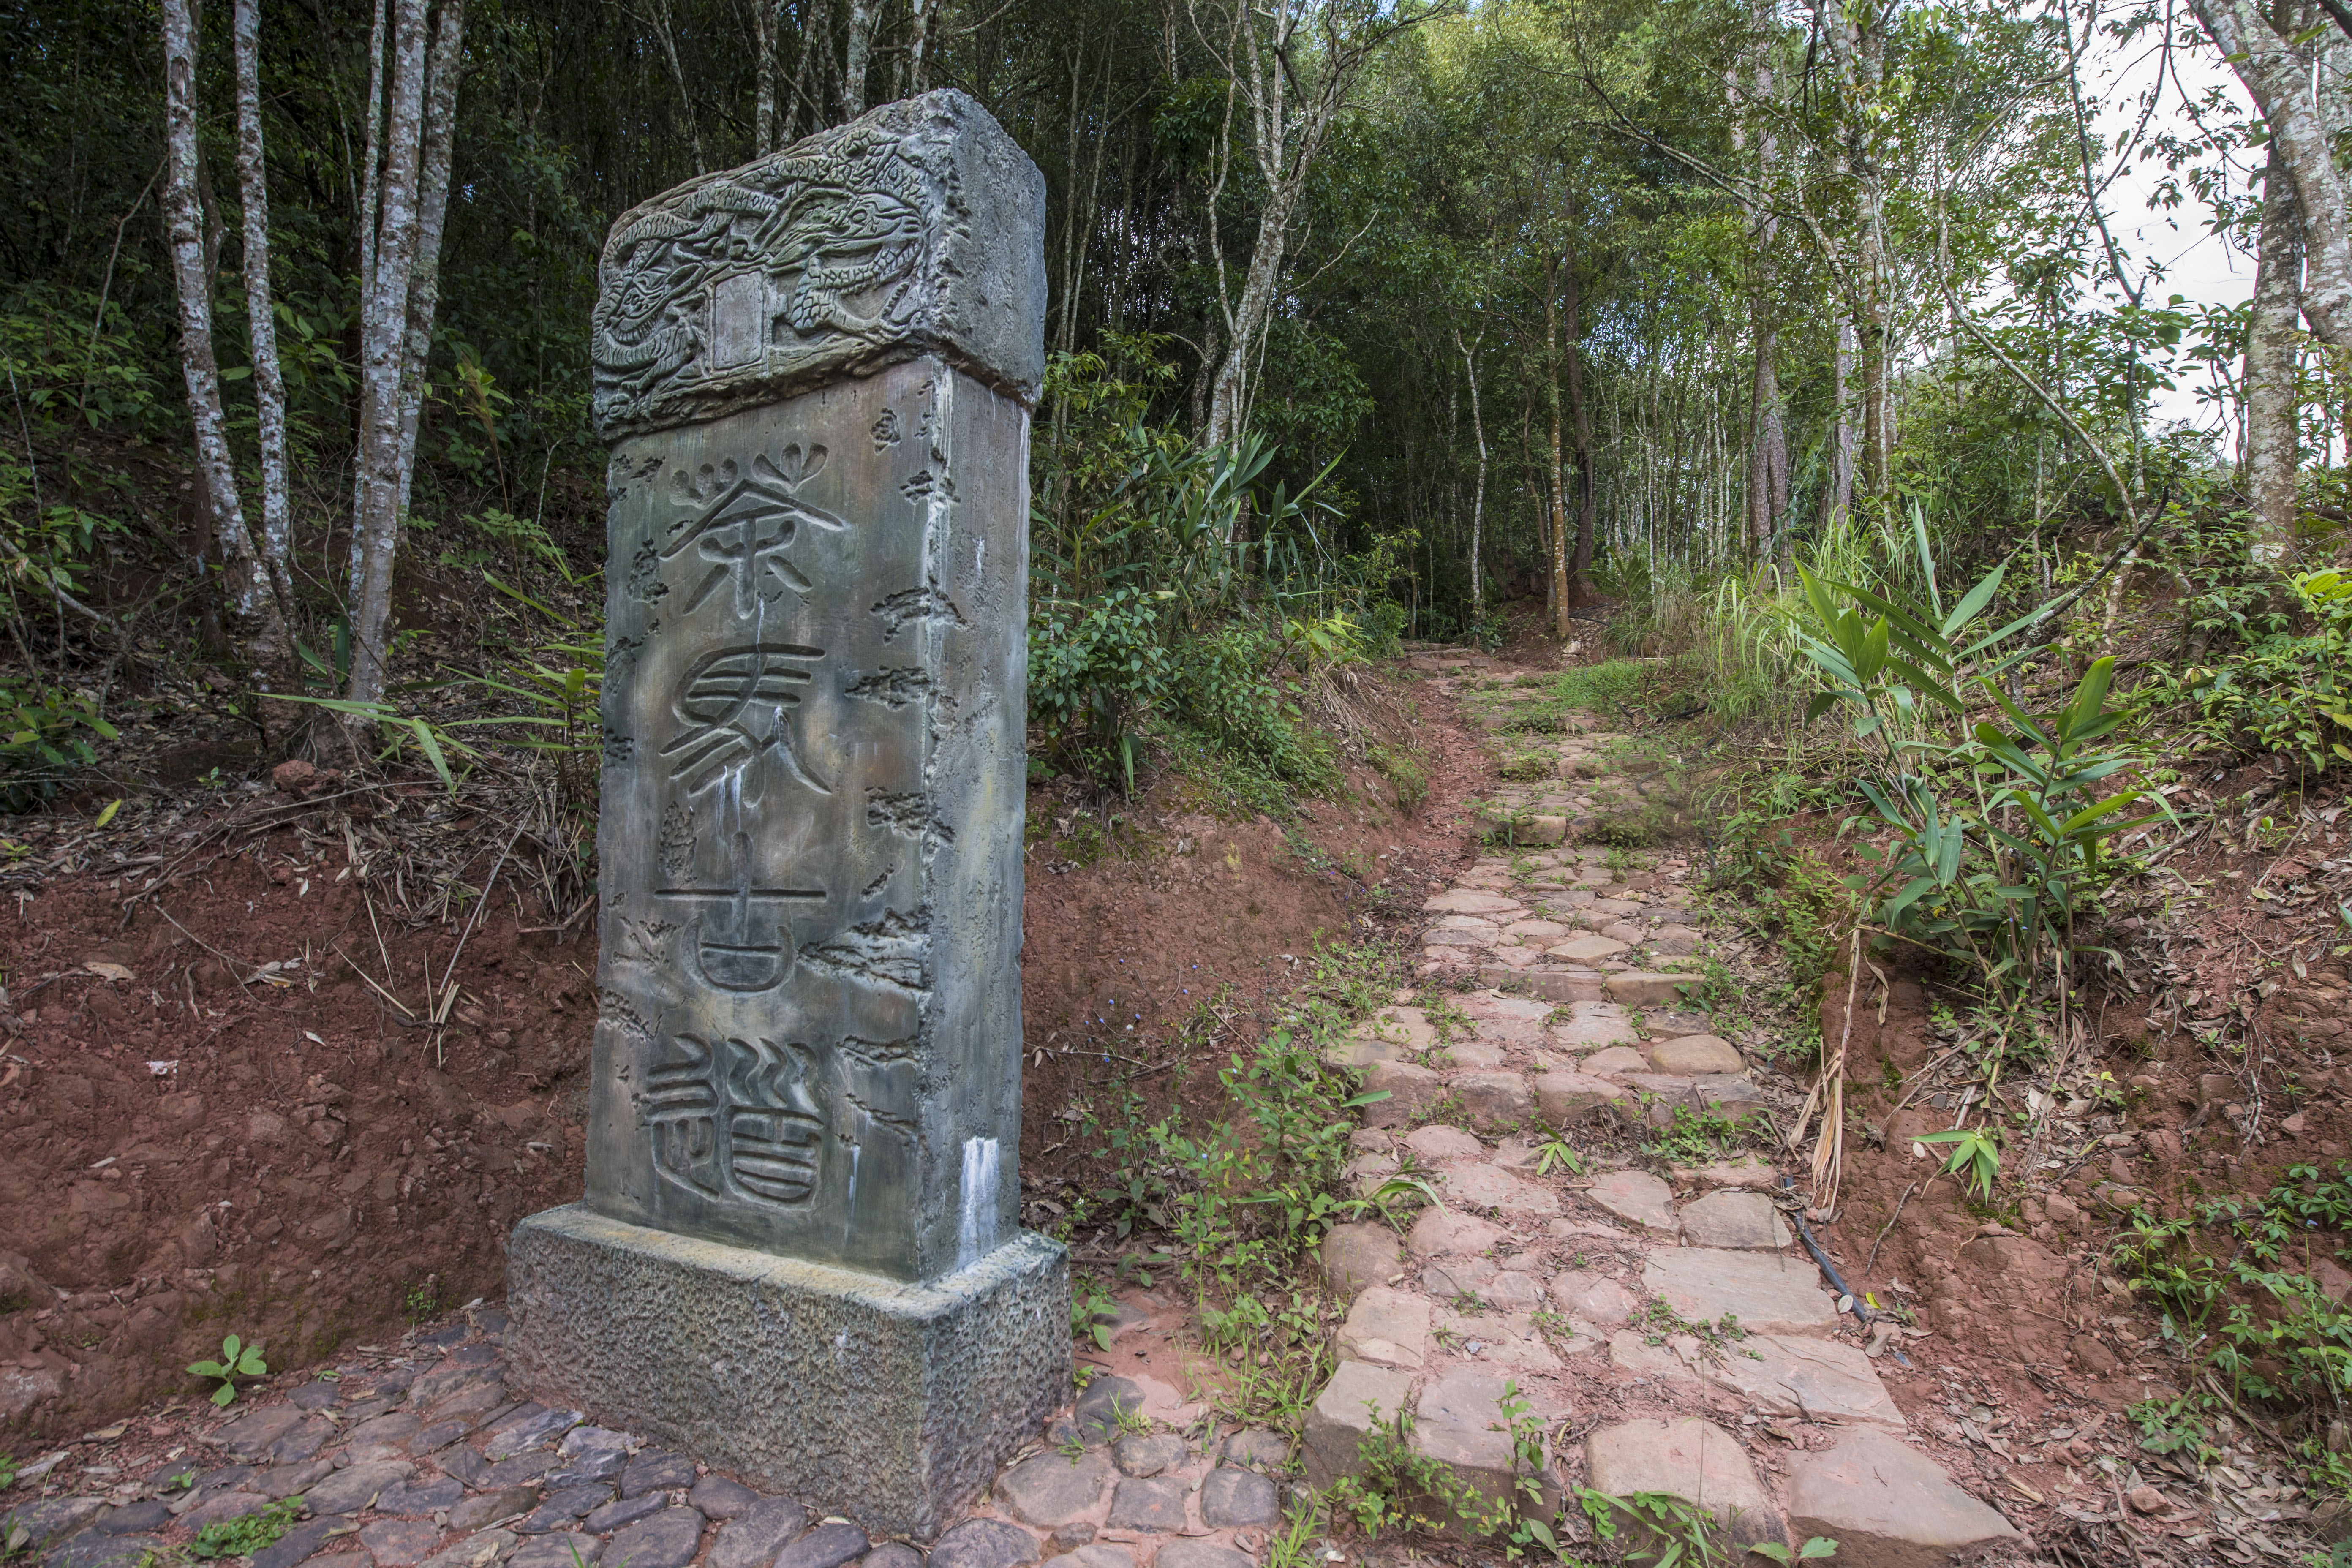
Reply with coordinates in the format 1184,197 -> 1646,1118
2245,137 -> 2305,566
233,0 -> 293,627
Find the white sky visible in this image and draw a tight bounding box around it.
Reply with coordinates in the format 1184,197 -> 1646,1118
2077,10 -> 2259,430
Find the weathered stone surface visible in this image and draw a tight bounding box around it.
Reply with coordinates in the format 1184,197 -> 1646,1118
607,1508 -> 708,1568
415,1530 -> 518,1568
307,1461 -> 418,1516
583,1494 -> 669,1534
1585,1170 -> 1677,1234
712,1497 -> 808,1568
1547,935 -> 1628,963
1444,1164 -> 1559,1216
1054,1549 -> 1131,1568
1649,1035 -> 1742,1074
1579,1046 -> 1648,1078
1072,1376 -> 1146,1443
1103,1478 -> 1186,1532
777,1523 -> 871,1568
1786,1429 -> 2020,1567
622,1451 -> 698,1498
1484,1270 -> 1546,1309
93,1503 -> 172,1537
1690,1334 -> 1904,1429
927,1519 -> 1038,1568
1548,1270 -> 1636,1326
379,1477 -> 467,1514
51,1536 -> 165,1568
1585,1418 -> 1784,1557
1607,1331 -> 1693,1380
1354,1006 -> 1436,1052
1110,1436 -> 1186,1478
1677,1190 -> 1789,1251
1200,1469 -> 1280,1529
1403,1125 -> 1484,1161
1410,1369 -> 1548,1534
1303,1362 -> 1414,1490
251,1516 -> 354,1568
1407,1206 -> 1508,1258
2,1502 -> 110,1552
997,1451 -> 1112,1527
219,1407 -> 307,1460
1220,1429 -> 1289,1471
179,1494 -> 275,1532
1533,1070 -> 1624,1124
685,1477 -> 758,1521
1547,1008 -> 1638,1049
1603,972 -> 1690,1007
1318,1223 -> 1402,1298
485,1407 -> 580,1460
1641,1249 -> 1838,1335
359,1518 -> 442,1568
508,1533 -> 603,1568
1671,1156 -> 1779,1190
1489,968 -> 1603,1003
1424,890 -> 1525,915
862,1545 -> 925,1568
472,1453 -> 563,1492
517,1484 -> 617,1535
546,1448 -> 628,1489
1360,1061 -> 1444,1127
1153,1545 -> 1250,1568
506,1207 -> 1067,1538
1451,1072 -> 1535,1130
1338,1286 -> 1431,1369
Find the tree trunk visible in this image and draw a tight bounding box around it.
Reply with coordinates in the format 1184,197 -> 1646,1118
908,0 -> 939,92
348,0 -> 389,591
1543,262 -> 1571,638
2246,134 -> 2305,565
392,0 -> 467,523
1457,329 -> 1487,615
842,0 -> 880,120
2195,0 -> 2352,345
753,0 -> 779,152
1565,259 -> 1598,596
164,0 -> 279,668
346,0 -> 430,713
1828,312 -> 1857,525
233,0 -> 293,625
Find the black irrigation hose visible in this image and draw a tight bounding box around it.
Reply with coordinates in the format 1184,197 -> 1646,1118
1780,1174 -> 1874,1329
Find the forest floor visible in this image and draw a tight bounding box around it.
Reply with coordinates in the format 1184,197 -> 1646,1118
3,607 -> 2351,1568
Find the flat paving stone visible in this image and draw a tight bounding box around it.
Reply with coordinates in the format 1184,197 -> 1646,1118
621,1451 -> 696,1498
1404,1125 -> 1484,1160
1548,935 -> 1629,962
775,1523 -> 868,1568
473,1454 -> 563,1492
1677,1190 -> 1790,1250
1533,1069 -> 1624,1123
1579,1046 -> 1648,1077
1073,1375 -> 1148,1443
546,1448 -> 627,1489
250,1516 -> 352,1568
928,1519 -> 1039,1568
1359,1061 -> 1444,1127
1586,1169 -> 1677,1233
50,1534 -> 164,1568
1220,1429 -> 1290,1470
1585,1418 -> 1784,1557
515,1485 -> 614,1535
1407,1206 -> 1508,1257
457,1489 -> 545,1531
378,1478 -> 467,1514
416,1533 -> 517,1568
307,1462 -> 417,1516
1319,1222 -> 1402,1297
710,1497 -> 806,1568
605,1508 -> 706,1568
1642,1249 -> 1840,1335
1548,1270 -> 1636,1326
1303,1362 -> 1415,1490
1104,1476 -> 1187,1531
1154,1545 -> 1250,1568
485,1409 -> 581,1461
1444,1163 -> 1558,1216
1111,1435 -> 1187,1478
997,1450 -> 1113,1527
1451,1072 -> 1536,1129
1354,1006 -> 1436,1051
1604,972 -> 1690,1007
94,1502 -> 172,1536
1786,1428 -> 2020,1567
1424,890 -> 1525,915
360,1518 -> 443,1568
1690,1334 -> 1905,1429
1055,1549 -> 1132,1568
582,1494 -> 667,1534
1200,1468 -> 1280,1529
861,1546 -> 923,1568
1337,1285 -> 1430,1369
290,1383 -> 341,1411
219,1407 -> 307,1460
507,1533 -> 602,1568
685,1476 -> 758,1520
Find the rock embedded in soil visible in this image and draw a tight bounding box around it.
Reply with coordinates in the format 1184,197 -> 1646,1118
1585,1170 -> 1677,1234
1547,1007 -> 1638,1049
774,1524 -> 870,1568
1425,890 -> 1526,916
1689,1334 -> 1904,1429
378,1477 -> 467,1515
1219,1429 -> 1289,1470
417,1531 -> 520,1568
250,1516 -> 354,1568
1584,1417 -> 1786,1557
1318,1222 -> 1402,1298
581,1494 -> 668,1534
1579,1046 -> 1648,1077
1303,1361 -> 1415,1489
1359,1061 -> 1443,1127
1675,1190 -> 1791,1251
1405,1125 -> 1484,1161
1533,1069 -> 1624,1124
1111,1435 -> 1187,1478
1642,1249 -> 1840,1336
1444,1163 -> 1558,1216
1785,1428 -> 2020,1567
604,1508 -> 709,1568
1153,1544 -> 1252,1568
1199,1467 -> 1279,1529
1450,1071 -> 1537,1129
684,1476 -> 759,1521
1337,1285 -> 1432,1369
1603,972 -> 1690,1007
998,1451 -> 1113,1527
621,1451 -> 697,1497
307,1461 -> 417,1516
1548,1270 -> 1636,1326
358,1517 -> 443,1568
710,1497 -> 806,1568
508,1533 -> 604,1568
1073,1375 -> 1146,1443
1103,1476 -> 1187,1531
1648,1035 -> 1742,1075
1407,1206 -> 1509,1258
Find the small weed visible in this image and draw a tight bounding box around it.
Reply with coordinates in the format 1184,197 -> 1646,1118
1533,1135 -> 1585,1176
187,1333 -> 267,1407
1647,1104 -> 1750,1165
190,1497 -> 303,1559
1073,1274 -> 1119,1352
403,1281 -> 441,1323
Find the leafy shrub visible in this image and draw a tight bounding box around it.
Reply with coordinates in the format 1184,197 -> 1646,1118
0,680 -> 116,809
1030,586 -> 1174,791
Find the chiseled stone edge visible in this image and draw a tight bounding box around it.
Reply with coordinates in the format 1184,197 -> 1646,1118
505,1204 -> 1068,1540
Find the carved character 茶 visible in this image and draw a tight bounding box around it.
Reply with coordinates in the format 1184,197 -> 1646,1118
661,444 -> 847,618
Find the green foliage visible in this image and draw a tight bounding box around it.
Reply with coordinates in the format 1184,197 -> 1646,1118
187,1333 -> 267,1407
1072,1274 -> 1119,1353
1916,1128 -> 1999,1200
0,1452 -> 14,1490
1328,1381 -> 1555,1547
2162,562 -> 2352,774
189,1497 -> 303,1559
1646,1105 -> 1750,1165
1791,507 -> 2153,996
2111,1163 -> 2352,1406
0,680 -> 117,810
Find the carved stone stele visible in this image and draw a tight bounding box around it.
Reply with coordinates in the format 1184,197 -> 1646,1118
509,90 -> 1063,1538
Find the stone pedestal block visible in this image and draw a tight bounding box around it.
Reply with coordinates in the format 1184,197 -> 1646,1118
507,1206 -> 1067,1538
